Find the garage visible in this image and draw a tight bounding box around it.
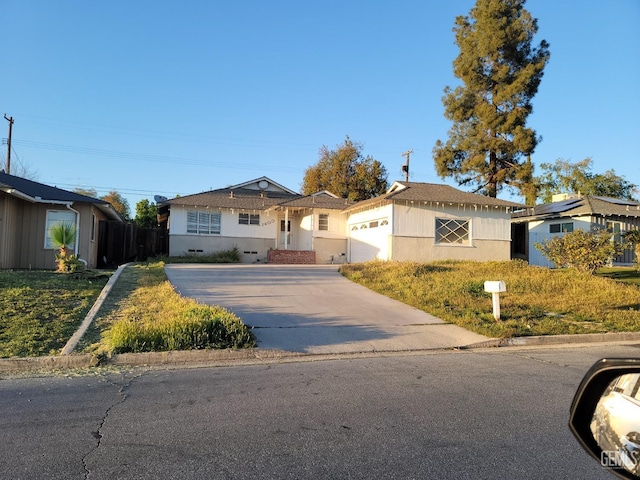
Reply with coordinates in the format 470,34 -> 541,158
348,218 -> 390,262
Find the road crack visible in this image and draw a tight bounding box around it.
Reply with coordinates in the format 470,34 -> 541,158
81,370 -> 146,479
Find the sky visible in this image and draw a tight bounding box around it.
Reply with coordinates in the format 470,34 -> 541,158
2,0 -> 639,213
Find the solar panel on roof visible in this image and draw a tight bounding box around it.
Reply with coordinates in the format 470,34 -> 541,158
534,198 -> 583,215
593,196 -> 640,207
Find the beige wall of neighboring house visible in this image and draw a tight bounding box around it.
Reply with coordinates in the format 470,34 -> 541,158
0,200 -> 109,269
0,194 -> 21,269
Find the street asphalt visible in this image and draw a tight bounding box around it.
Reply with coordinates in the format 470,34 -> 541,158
163,264 -> 490,354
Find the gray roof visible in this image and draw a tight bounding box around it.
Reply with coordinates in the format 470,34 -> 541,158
344,181 -> 524,212
512,195 -> 640,221
270,194 -> 353,210
164,187 -> 301,210
0,171 -> 122,221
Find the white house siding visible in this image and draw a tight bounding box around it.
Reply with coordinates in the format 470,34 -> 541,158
347,204 -> 393,262
168,206 -> 279,262
393,202 -> 511,240
346,202 -> 512,263
297,209 -> 348,263
527,216 -> 593,267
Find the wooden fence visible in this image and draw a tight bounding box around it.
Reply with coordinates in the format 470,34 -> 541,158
97,221 -> 168,268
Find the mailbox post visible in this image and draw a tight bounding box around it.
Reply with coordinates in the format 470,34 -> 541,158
484,280 -> 506,321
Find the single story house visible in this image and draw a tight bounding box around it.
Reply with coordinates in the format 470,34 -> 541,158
511,194 -> 640,267
159,177 -> 523,264
0,171 -> 123,269
342,181 -> 523,263
158,177 -> 352,264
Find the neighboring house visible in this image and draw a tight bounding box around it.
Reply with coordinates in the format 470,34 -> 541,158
343,181 -> 523,263
511,194 -> 640,267
160,177 -> 523,264
0,171 -> 123,269
158,177 -> 351,263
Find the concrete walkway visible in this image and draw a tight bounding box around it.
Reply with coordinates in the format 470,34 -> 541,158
164,264 -> 490,354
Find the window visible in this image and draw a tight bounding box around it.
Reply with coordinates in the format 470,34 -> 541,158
45,210 -> 76,249
369,221 -> 379,228
607,221 -> 622,243
239,213 -> 259,225
319,214 -> 329,231
435,218 -> 470,245
549,222 -> 574,233
187,210 -> 221,234
91,214 -> 96,241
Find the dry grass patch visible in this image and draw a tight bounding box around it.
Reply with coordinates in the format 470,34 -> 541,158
340,260 -> 640,338
83,262 -> 255,354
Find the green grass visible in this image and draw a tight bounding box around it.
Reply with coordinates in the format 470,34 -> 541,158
340,260 -> 640,338
597,267 -> 640,286
83,262 -> 255,354
0,270 -> 110,357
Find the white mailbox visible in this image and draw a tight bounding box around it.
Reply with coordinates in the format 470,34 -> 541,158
484,280 -> 506,293
484,280 -> 506,320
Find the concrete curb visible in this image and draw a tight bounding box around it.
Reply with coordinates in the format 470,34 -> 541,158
461,331 -> 640,349
3,330 -> 640,375
60,263 -> 130,355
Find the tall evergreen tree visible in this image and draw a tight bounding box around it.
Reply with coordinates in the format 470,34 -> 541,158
433,0 -> 550,198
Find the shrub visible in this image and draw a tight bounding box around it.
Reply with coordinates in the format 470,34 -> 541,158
623,230 -> 640,271
108,304 -> 255,353
534,229 -> 626,274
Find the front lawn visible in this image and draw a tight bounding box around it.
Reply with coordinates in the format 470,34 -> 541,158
340,260 -> 640,338
81,262 -> 255,355
0,271 -> 109,357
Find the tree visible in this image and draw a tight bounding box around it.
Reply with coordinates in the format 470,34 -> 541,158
536,158 -> 638,203
433,0 -> 550,198
73,187 -> 99,198
134,199 -> 158,228
102,190 -> 131,220
534,229 -> 625,274
301,136 -> 388,201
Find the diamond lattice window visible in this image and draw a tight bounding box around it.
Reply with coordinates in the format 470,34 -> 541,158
435,218 -> 470,245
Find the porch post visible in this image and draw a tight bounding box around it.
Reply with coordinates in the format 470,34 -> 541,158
284,208 -> 289,250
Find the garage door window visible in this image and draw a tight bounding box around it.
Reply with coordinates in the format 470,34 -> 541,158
435,218 -> 470,245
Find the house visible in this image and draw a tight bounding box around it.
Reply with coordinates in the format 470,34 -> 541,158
0,171 -> 123,269
158,177 -> 351,263
159,177 -> 523,264
342,181 -> 523,262
511,194 -> 640,267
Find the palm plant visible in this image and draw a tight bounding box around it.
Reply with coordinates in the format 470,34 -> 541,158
48,222 -> 80,272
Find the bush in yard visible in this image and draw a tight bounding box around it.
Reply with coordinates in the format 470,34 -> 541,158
535,228 -> 626,274
623,229 -> 640,270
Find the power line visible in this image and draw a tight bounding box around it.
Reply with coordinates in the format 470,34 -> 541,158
12,139 -> 303,173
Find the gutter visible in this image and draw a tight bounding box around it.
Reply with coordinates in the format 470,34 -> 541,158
66,204 -> 81,257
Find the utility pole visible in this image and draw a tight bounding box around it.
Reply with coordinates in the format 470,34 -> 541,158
401,149 -> 413,182
3,114 -> 13,174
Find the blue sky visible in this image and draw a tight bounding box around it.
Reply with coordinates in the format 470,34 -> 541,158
2,1 -> 639,211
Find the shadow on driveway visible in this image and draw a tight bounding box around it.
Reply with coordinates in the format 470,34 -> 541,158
164,264 -> 489,353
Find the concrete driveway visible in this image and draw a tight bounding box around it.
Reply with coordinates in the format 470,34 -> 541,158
164,264 -> 490,354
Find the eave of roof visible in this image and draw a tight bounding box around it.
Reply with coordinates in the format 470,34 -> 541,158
343,181 -> 524,212
511,195 -> 640,221
0,171 -> 123,221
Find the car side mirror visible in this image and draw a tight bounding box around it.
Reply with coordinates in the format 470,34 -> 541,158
569,359 -> 640,479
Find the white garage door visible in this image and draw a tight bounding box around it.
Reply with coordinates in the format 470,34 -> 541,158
349,219 -> 390,263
